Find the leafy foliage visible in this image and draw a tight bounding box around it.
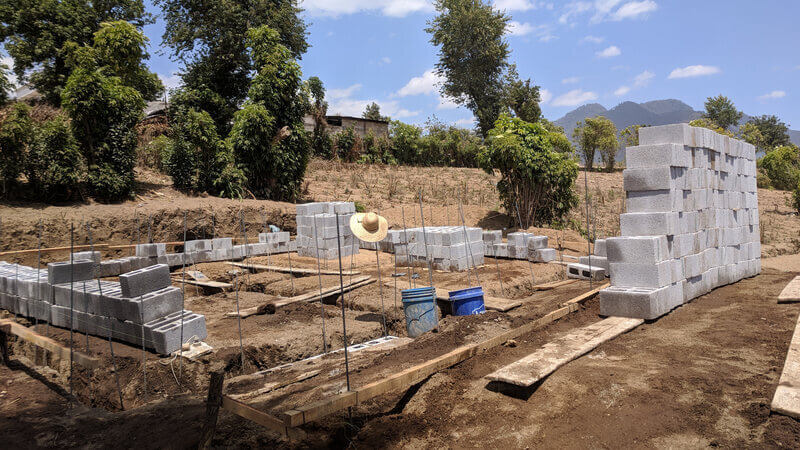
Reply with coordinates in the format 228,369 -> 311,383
334,126 -> 359,162
307,76 -> 332,157
91,21 -> 162,100
503,64 -> 541,123
479,114 -> 578,227
362,102 -> 389,121
138,135 -> 170,171
620,124 -> 646,147
156,0 -> 307,135
427,0 -> 510,137
389,121 -> 423,164
703,95 -> 742,130
0,102 -> 33,192
0,0 -> 151,105
25,115 -> 84,201
746,115 -> 790,151
792,181 -> 800,215
689,118 -> 734,137
228,26 -> 310,201
0,63 -> 13,106
758,145 -> 800,190
573,116 -> 618,171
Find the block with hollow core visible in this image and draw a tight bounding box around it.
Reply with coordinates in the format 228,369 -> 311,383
48,260 -> 96,285
620,212 -> 678,237
606,236 -> 669,264
626,143 -> 691,169
609,260 -> 673,289
566,263 -> 605,281
135,243 -> 166,258
118,264 -> 171,298
121,286 -> 183,324
144,310 -> 208,354
599,283 -> 683,320
579,255 -> 609,271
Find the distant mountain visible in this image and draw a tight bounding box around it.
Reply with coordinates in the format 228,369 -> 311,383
553,99 -> 800,151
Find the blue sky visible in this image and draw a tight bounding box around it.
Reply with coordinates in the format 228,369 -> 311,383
67,1 -> 800,128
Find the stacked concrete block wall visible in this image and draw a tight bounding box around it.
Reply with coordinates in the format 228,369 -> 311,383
295,202 -> 358,260
482,231 -> 557,262
578,238 -> 610,272
0,259 -> 207,355
599,124 -> 760,320
394,226 -> 484,271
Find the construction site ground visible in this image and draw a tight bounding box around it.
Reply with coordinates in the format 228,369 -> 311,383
1,161 -> 800,447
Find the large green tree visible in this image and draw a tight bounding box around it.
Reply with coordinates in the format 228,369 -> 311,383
573,116 -> 618,171
362,102 -> 389,121
306,76 -> 332,157
156,0 -> 308,134
747,115 -> 791,150
426,0 -> 510,137
0,0 -> 152,105
703,95 -> 742,130
503,64 -> 541,123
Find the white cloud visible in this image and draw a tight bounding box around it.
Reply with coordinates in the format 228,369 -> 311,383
158,72 -> 182,91
540,89 -> 553,104
301,0 -> 432,18
758,90 -> 786,101
454,117 -> 476,127
633,70 -> 654,87
590,0 -> 623,23
552,89 -> 598,107
562,76 -> 580,84
381,57 -> 392,65
668,65 -> 721,79
507,21 -> 536,36
494,0 -> 535,11
611,0 -> 657,20
539,34 -> 557,42
329,97 -> 418,119
438,95 -> 460,110
559,1 -> 592,24
329,83 -> 363,99
396,69 -> 441,97
581,35 -> 604,44
596,45 -> 621,58
614,86 -> 631,96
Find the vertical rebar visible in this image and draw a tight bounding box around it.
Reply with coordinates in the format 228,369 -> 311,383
286,238 -> 296,297
68,223 -> 74,403
493,242 -> 505,296
235,213 -> 246,371
458,201 -> 480,286
584,168 -> 592,288
401,207 -> 413,288
374,243 -> 388,337
334,213 -> 351,392
312,214 -> 328,353
417,191 -> 437,330
35,220 -> 42,330
179,212 -> 187,378
138,294 -> 147,400
515,199 -> 536,287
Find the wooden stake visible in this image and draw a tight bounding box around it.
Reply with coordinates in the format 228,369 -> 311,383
198,370 -> 225,449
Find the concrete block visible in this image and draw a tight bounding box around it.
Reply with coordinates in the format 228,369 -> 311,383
72,251 -> 102,263
567,263 -> 605,281
623,167 -> 676,191
594,239 -> 607,257
627,190 -> 681,213
143,310 -> 207,354
184,240 -> 211,253
118,264 -> 171,298
211,238 -> 233,250
639,123 -> 694,147
579,255 -> 608,271
48,260 -> 96,285
599,283 -> 683,320
609,260 -> 673,288
626,143 -> 691,169
683,253 -> 703,279
527,236 -> 548,250
619,212 -> 678,237
135,243 -> 166,257
530,248 -> 557,263
124,286 -> 183,324
606,236 -> 669,264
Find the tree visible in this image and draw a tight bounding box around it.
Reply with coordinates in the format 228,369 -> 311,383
390,121 -> 423,164
478,114 -> 578,227
703,95 -> 742,130
689,118 -> 734,137
307,76 -> 332,157
228,26 -> 310,201
0,0 -> 151,105
758,145 -> 800,190
540,119 -> 573,154
503,64 -> 541,123
573,116 -> 618,171
747,115 -> 790,150
0,62 -> 13,106
620,124 -> 646,147
0,102 -> 33,193
25,115 -> 84,201
91,21 -> 162,101
157,0 -> 308,134
362,102 -> 389,121
426,0 -> 510,137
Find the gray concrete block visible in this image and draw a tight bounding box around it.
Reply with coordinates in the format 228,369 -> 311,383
579,255 -> 608,271
594,239 -> 607,257
599,283 -> 683,320
135,243 -> 166,257
119,264 -> 171,298
121,286 -> 183,324
144,310 -> 208,355
211,238 -> 233,250
623,167 -> 675,191
606,236 -> 669,264
626,143 -> 691,169
609,260 -> 673,288
620,212 -> 678,236
72,251 -> 101,263
626,190 -> 681,213
567,263 -> 605,281
48,260 -> 96,284
530,248 -> 556,263
526,236 -> 548,250
184,240 -> 211,252
639,123 -> 694,147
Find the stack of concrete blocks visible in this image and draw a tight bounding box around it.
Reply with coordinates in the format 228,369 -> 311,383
599,124 -> 761,320
395,226 -> 484,272
576,238 -> 609,273
482,231 -> 556,262
295,202 -> 358,260
0,259 -> 207,355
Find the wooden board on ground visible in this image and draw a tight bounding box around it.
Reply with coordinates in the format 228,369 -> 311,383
386,280 -> 522,312
778,276 -> 800,304
227,276 -> 374,318
228,262 -> 359,277
279,284 -> 603,427
485,316 -> 643,387
532,279 -> 578,291
172,277 -> 232,291
0,319 -> 101,369
771,308 -> 800,419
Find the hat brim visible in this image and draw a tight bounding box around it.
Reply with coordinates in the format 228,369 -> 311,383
350,213 -> 389,242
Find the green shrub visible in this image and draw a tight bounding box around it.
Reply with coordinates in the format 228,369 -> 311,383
334,126 -> 358,162
0,103 -> 33,192
389,121 -> 423,164
26,116 -> 84,201
139,135 -> 170,171
792,181 -> 800,214
759,145 -> 800,190
479,114 -> 579,227
420,119 -> 482,167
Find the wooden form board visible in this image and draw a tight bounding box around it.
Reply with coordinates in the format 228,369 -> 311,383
778,276 -> 800,304
771,310 -> 800,419
172,277 -> 232,291
279,283 -> 605,428
386,280 -> 522,312
485,316 -> 643,387
0,244 -> 109,257
228,262 -> 359,276
0,319 -> 101,369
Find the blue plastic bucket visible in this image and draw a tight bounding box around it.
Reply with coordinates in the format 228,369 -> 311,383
448,287 -> 486,316
401,287 -> 437,338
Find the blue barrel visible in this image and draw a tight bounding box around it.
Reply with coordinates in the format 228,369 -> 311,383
448,287 -> 486,316
401,287 -> 437,338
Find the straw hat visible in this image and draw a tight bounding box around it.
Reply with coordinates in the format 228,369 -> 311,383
350,212 -> 389,242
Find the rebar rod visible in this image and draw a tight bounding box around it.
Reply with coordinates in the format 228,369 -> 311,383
312,214 -> 328,353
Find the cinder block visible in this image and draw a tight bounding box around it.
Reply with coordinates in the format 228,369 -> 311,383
135,243 -> 166,257
683,253 -> 703,279
184,240 -> 211,253
626,143 -> 691,169
526,236 -> 548,250
620,212 -> 678,237
530,248 -> 557,263
594,239 -> 607,257
627,190 -> 681,213
144,310 -> 207,355
606,236 -> 669,264
118,264 -> 171,298
609,261 -> 673,288
72,251 -> 102,263
567,263 -> 605,281
48,260 -> 96,284
123,286 -> 183,324
211,238 -> 233,250
623,167 -> 675,191
579,255 -> 608,271
639,123 -> 694,147
599,283 -> 683,320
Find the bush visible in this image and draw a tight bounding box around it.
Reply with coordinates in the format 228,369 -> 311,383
0,103 -> 33,192
138,135 -> 169,171
420,119 -> 482,167
389,121 -> 423,164
334,126 -> 359,162
792,181 -> 800,214
479,114 -> 579,227
25,116 -> 84,201
759,145 -> 800,190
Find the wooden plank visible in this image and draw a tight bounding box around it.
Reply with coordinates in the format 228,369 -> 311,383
222,395 -> 305,439
280,284 -> 603,427
0,319 -> 100,369
227,370 -> 321,401
562,282 -> 610,305
227,276 -> 373,318
771,310 -> 800,419
228,262 -> 359,276
485,316 -> 643,387
0,244 -> 109,257
386,280 -> 522,312
778,276 -> 800,304
172,278 -> 232,291
199,370 -> 225,449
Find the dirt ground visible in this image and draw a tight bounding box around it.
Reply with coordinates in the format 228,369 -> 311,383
1,161 -> 800,447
